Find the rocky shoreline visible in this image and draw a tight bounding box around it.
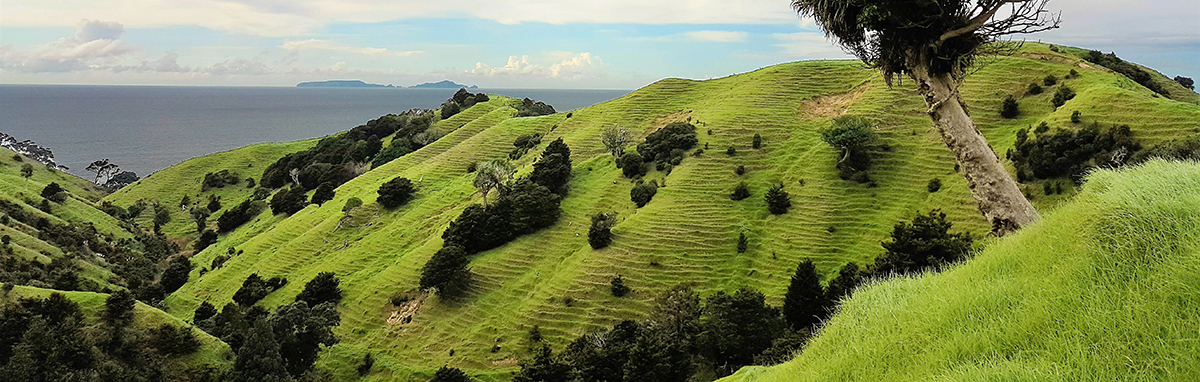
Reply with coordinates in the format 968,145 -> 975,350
0,131 -> 68,171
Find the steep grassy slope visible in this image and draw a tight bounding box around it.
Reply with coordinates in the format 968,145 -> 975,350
2,284 -> 233,372
720,160 -> 1200,381
114,43 -> 1199,380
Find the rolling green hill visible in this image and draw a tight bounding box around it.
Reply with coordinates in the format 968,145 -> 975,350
97,43 -> 1199,380
719,159 -> 1200,382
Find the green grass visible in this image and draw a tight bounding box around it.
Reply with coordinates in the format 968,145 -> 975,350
95,43 -> 1200,380
720,159 -> 1200,382
2,284 -> 233,372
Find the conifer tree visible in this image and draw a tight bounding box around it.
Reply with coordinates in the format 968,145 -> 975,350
782,259 -> 829,330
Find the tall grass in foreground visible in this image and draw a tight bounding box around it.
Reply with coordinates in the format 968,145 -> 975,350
724,160 -> 1200,381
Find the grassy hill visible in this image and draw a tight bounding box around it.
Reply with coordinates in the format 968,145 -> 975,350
103,43 -> 1199,380
719,159 -> 1200,381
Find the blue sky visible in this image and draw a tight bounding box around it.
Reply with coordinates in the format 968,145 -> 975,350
1,0 -> 1197,89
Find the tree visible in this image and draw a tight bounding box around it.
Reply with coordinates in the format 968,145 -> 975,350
825,262 -> 864,303
765,184 -> 791,215
419,245 -> 472,298
501,179 -> 561,235
588,212 -> 617,249
1175,76 -> 1195,90
148,324 -> 201,356
104,289 -> 137,326
700,288 -> 785,376
431,365 -> 471,382
270,187 -> 309,215
782,260 -> 829,330
295,272 -> 342,307
194,301 -> 218,323
753,133 -> 763,149
473,161 -> 513,208
153,205 -> 172,231
194,229 -> 218,252
357,353 -> 375,377
40,182 -> 66,203
601,126 -> 632,157
206,196 -> 222,213
617,152 -> 646,178
513,345 -> 573,382
630,181 -> 658,208
160,256 -> 193,294
1000,95 -> 1020,118
736,232 -> 748,253
85,158 -> 121,185
311,182 -> 336,206
874,210 -> 974,275
791,0 -> 1054,235
20,163 -> 33,180
269,300 -> 341,378
821,116 -> 878,181
610,275 -> 631,297
529,138 -> 572,196
232,320 -> 290,382
730,182 -> 751,201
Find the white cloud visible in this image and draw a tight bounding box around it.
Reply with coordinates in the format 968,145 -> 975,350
684,31 -> 749,43
469,52 -> 604,79
279,39 -> 423,58
203,58 -> 271,75
771,32 -> 852,59
0,19 -> 136,73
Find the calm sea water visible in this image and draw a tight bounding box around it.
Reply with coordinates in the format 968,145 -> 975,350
0,86 -> 628,178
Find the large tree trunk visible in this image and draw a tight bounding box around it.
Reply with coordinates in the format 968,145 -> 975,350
909,63 -> 1038,236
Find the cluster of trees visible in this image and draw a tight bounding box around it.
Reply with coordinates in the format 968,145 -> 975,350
84,159 -> 140,189
630,180 -> 658,208
194,272 -> 343,381
515,209 -> 974,380
0,291 -> 204,380
1007,123 -> 1141,182
377,177 -> 417,209
635,122 -> 698,172
1083,50 -> 1169,96
232,273 -> 289,306
510,133 -> 543,160
420,140 -> 572,297
821,116 -> 879,183
201,170 -> 241,191
217,198 -> 266,233
40,182 -> 67,203
516,98 -> 557,117
440,89 -> 490,120
1175,76 -> 1195,91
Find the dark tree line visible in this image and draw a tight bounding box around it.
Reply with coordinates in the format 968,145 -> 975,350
1083,50 -> 1168,96
1007,123 -> 1140,183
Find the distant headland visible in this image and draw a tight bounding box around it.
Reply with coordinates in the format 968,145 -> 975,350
296,79 -> 478,89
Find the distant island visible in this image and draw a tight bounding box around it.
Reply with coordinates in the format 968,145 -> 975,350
296,79 -> 478,89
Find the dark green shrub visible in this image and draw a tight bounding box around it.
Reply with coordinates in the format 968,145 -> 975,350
610,275 -> 631,297
631,181 -> 658,208
357,354 -> 375,377
105,289 -> 137,324
419,245 -> 471,297
1175,76 -> 1194,91
700,288 -> 785,376
730,182 -> 751,201
295,272 -> 342,307
637,122 -> 697,164
194,301 -> 218,322
617,152 -> 646,178
1010,124 -> 1139,181
440,100 -> 461,119
509,133 -> 543,160
232,273 -> 287,306
1043,181 -> 1055,195
218,198 -> 263,233
1068,69 -> 1080,78
1071,110 -> 1081,123
270,187 -> 309,215
372,138 -> 414,168
528,138 -> 572,196
1043,75 -> 1057,86
503,179 -> 562,235
41,182 -> 67,203
825,262 -> 863,302
149,324 -> 201,356
927,178 -> 942,193
765,184 -> 791,215
202,170 -> 241,191
752,134 -> 762,149
194,229 -> 218,252
821,116 -> 878,182
310,182 -> 336,206
873,210 -> 973,275
1051,86 -> 1076,108
736,232 -> 747,253
1027,83 -> 1043,95
160,256 -> 193,294
1000,95 -> 1019,119
588,212 -> 617,249
206,195 -> 223,213
515,98 -> 556,117
735,165 -> 746,175
430,365 -> 469,382
1084,50 -> 1168,96
726,146 -> 737,156
377,177 -> 416,209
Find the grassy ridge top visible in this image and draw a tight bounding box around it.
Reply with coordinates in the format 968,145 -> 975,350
720,159 -> 1200,381
109,43 -> 1199,380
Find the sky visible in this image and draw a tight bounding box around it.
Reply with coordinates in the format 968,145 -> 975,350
1,0 -> 1197,89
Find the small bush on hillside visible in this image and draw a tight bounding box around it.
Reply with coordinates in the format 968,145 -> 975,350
310,182 -> 336,206
357,354 -> 375,377
1043,75 -> 1057,87
752,134 -> 763,149
730,182 -> 751,201
1043,181 -> 1056,195
41,182 -> 67,203
202,170 -> 241,191
737,232 -> 748,253
1000,95 -> 1019,119
765,184 -> 791,215
638,122 -> 698,166
194,301 -> 218,322
1034,121 -> 1050,134
1175,76 -> 1195,90
295,272 -> 342,307
206,195 -> 223,213
588,212 -> 617,249
430,365 -> 469,382
509,133 -> 543,160
516,98 -> 557,117
270,187 -> 309,215
825,262 -> 864,303
617,152 -> 646,178
148,324 -> 201,356
442,179 -> 562,254
342,197 -> 363,214
218,198 -> 263,233
754,328 -> 813,366
927,178 -> 942,193
232,273 -> 287,306
194,229 -> 218,252
160,256 -> 193,294
631,180 -> 658,208
873,210 -> 973,275
372,138 -> 415,169
821,116 -> 879,182
377,177 -> 416,209
1071,110 -> 1082,124
1051,86 -> 1076,108
1067,69 -> 1080,78
610,275 -> 631,297
735,165 -> 746,175
701,288 -> 786,376
1027,82 -> 1043,95
1129,138 -> 1200,164
726,146 -> 737,156
419,245 -> 471,298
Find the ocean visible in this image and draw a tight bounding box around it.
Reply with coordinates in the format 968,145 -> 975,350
0,86 -> 628,178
